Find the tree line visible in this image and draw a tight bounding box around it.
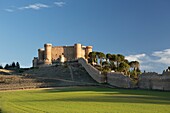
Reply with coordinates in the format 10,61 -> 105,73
0,62 -> 20,70
88,52 -> 141,80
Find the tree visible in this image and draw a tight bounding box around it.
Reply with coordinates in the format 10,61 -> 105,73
0,65 -> 3,69
109,54 -> 125,71
136,67 -> 141,74
4,64 -> 9,69
129,61 -> 141,80
124,59 -> 129,64
12,62 -> 16,67
168,66 -> 170,71
117,54 -> 125,62
102,61 -> 111,73
110,61 -> 116,71
108,54 -> 118,71
118,62 -> 130,75
96,52 -> 105,65
106,53 -> 112,62
16,62 -> 20,69
110,54 -> 117,62
88,52 -> 97,64
102,61 -> 110,67
129,61 -> 139,71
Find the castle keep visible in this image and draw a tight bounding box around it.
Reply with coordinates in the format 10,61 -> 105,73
33,43 -> 92,67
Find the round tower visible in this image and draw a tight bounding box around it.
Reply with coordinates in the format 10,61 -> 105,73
44,43 -> 52,65
74,43 -> 82,59
33,57 -> 38,67
85,46 -> 93,59
38,48 -> 44,62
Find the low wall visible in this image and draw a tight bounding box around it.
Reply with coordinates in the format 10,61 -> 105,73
78,58 -> 106,83
107,72 -> 134,88
138,73 -> 170,91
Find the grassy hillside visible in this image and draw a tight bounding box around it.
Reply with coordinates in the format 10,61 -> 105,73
0,62 -> 99,90
0,87 -> 170,113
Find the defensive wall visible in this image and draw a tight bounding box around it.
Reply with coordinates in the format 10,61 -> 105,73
78,58 -> 134,88
138,72 -> 170,91
107,72 -> 135,88
78,58 -> 170,91
78,58 -> 106,83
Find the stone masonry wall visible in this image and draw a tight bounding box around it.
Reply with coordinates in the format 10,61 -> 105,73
78,58 -> 106,83
78,58 -> 170,90
51,46 -> 75,61
78,58 -> 135,88
107,72 -> 134,88
138,72 -> 170,91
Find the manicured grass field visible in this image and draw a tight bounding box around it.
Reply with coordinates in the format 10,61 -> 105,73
0,87 -> 170,113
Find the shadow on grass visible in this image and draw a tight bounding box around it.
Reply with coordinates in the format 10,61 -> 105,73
19,87 -> 170,105
45,86 -> 170,98
18,95 -> 170,105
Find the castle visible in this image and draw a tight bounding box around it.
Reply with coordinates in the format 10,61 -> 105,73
33,43 -> 93,67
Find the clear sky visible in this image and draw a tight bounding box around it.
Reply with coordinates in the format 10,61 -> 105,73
0,0 -> 170,73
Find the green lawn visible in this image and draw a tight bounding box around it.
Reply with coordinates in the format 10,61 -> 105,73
0,87 -> 170,113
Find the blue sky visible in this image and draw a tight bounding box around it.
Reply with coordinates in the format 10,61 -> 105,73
0,0 -> 170,73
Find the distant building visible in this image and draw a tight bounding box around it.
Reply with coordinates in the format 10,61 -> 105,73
33,43 -> 92,67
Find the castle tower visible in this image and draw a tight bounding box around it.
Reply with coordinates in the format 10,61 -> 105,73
44,43 -> 52,65
74,43 -> 82,59
33,57 -> 38,67
38,48 -> 44,62
85,46 -> 93,59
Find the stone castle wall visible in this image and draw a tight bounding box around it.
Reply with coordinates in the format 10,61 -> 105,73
33,43 -> 92,67
138,72 -> 170,91
51,46 -> 75,61
78,58 -> 106,83
78,58 -> 169,90
107,72 -> 135,88
78,58 -> 135,88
